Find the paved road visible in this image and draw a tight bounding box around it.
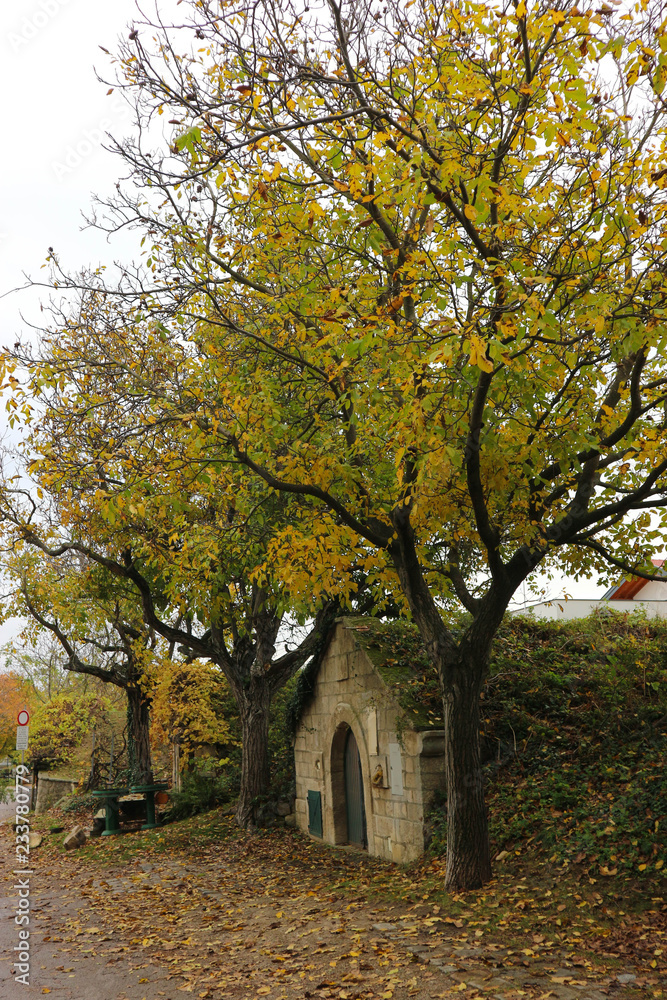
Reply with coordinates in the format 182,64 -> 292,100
0,817 -> 651,1000
1,820 -> 170,1000
0,793 -> 15,826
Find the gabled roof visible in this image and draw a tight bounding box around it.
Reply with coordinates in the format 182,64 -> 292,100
286,617 -> 443,734
603,558 -> 665,600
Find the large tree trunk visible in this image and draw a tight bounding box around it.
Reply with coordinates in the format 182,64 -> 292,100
235,683 -> 272,828
441,659 -> 491,889
126,685 -> 153,785
389,521 -> 499,889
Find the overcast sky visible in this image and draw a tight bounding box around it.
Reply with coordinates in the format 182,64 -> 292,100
0,0 -> 609,654
0,0 -> 184,647
0,1 -> 166,332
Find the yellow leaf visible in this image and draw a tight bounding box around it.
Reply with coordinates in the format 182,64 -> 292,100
656,859 -> 664,869
516,0 -> 527,15
551,9 -> 566,24
469,334 -> 494,373
463,204 -> 477,221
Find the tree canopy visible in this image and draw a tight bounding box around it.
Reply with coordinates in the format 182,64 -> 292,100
3,0 -> 667,885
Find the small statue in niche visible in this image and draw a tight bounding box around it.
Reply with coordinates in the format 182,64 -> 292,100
372,764 -> 384,787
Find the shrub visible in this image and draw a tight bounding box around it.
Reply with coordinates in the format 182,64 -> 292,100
162,766 -> 240,823
427,609 -> 667,877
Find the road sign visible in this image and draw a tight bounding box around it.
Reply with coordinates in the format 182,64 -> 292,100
16,726 -> 29,751
17,710 -> 29,726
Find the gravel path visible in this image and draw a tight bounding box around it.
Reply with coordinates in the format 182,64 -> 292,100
0,819 -> 656,1000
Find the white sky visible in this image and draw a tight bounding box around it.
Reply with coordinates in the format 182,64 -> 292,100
0,0 -> 183,646
0,0 -> 612,652
0,1 -> 161,324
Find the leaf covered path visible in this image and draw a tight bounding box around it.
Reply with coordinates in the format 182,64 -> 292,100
1,812 -> 664,1000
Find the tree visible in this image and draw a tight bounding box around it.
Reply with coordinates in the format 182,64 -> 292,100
149,656 -> 238,772
27,691 -> 110,775
7,0 -> 667,885
3,549 -> 160,784
1,328 -> 339,824
1,634 -> 78,703
0,672 -> 33,759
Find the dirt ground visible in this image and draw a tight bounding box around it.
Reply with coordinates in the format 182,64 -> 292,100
0,810 -> 661,1000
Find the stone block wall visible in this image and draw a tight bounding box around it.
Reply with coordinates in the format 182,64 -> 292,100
294,621 -> 446,864
35,775 -> 77,814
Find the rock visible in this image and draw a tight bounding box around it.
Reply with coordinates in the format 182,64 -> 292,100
617,974 -> 637,985
372,922 -> 397,932
276,801 -> 292,817
432,965 -> 458,975
28,832 -> 42,849
89,815 -> 106,838
94,808 -> 106,820
63,825 -> 87,850
284,814 -> 296,828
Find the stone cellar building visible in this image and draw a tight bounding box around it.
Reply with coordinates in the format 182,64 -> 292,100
292,617 -> 446,864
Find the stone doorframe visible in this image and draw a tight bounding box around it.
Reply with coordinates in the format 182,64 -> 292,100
326,703 -> 372,848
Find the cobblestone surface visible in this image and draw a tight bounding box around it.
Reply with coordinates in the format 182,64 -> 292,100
1,822 -> 662,1000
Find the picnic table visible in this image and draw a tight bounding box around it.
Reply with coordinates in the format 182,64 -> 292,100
92,788 -> 129,836
129,782 -> 169,830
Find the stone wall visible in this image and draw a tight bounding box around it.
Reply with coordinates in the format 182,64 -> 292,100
35,775 -> 77,814
294,621 -> 446,863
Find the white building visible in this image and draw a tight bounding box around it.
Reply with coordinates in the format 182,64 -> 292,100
523,558 -> 667,620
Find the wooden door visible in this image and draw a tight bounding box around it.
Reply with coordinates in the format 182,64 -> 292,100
344,728 -> 367,848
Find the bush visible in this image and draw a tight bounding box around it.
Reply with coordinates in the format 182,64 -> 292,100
56,792 -> 97,814
162,766 -> 240,823
426,609 -> 667,877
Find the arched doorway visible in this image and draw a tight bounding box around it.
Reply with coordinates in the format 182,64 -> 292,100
343,728 -> 367,848
330,722 -> 368,848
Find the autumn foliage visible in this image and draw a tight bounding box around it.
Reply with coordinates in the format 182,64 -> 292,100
2,0 -> 667,887
149,657 -> 238,764
0,672 -> 33,758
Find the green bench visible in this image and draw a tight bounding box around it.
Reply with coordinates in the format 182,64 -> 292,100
129,782 -> 169,830
93,782 -> 169,835
92,787 -> 128,836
